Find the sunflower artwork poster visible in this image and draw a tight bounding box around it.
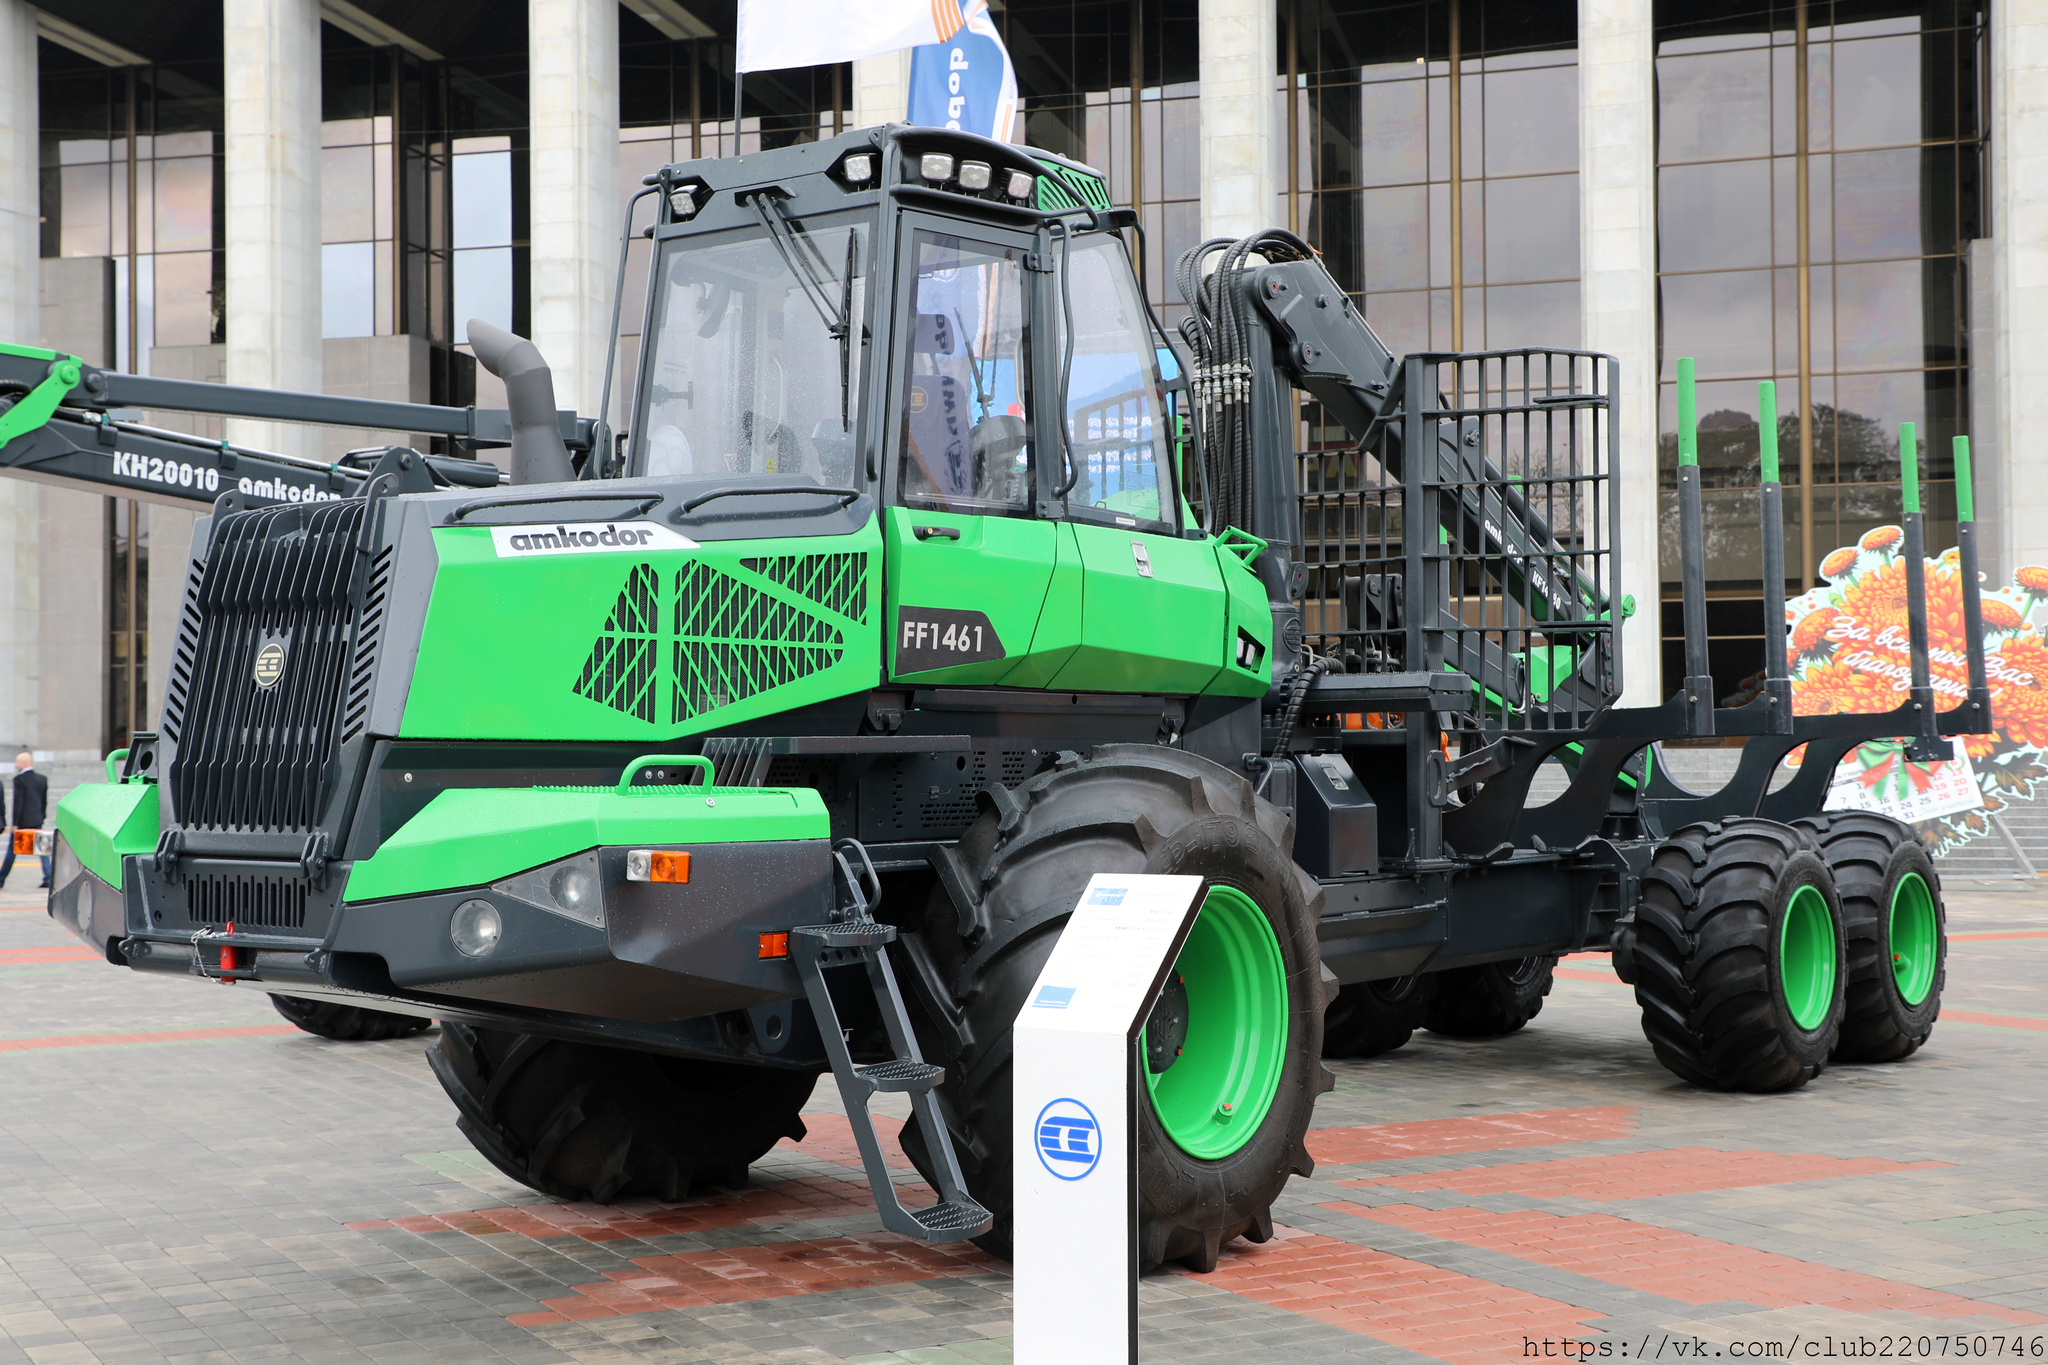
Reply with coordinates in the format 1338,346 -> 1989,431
1741,523 -> 2048,852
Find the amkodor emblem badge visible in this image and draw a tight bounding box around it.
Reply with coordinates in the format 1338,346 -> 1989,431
253,641 -> 287,689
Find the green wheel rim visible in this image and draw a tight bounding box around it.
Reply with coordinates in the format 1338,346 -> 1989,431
1142,885 -> 1289,1160
1779,883 -> 1837,1031
1889,872 -> 1939,1006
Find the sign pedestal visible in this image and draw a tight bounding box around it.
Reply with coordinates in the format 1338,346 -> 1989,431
1011,873 -> 1205,1364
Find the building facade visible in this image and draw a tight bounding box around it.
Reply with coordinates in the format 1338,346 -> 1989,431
0,0 -> 2034,796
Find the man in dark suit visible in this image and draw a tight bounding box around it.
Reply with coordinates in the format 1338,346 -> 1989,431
9,753 -> 50,888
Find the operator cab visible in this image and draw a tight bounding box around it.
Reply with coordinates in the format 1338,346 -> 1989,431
623,125 -> 1193,539
621,125 -> 1249,694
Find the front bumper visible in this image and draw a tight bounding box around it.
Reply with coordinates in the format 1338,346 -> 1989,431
49,781 -> 841,1065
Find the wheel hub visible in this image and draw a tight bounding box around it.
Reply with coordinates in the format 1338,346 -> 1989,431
1141,885 -> 1289,1159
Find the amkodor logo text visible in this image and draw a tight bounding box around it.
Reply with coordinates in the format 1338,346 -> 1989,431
488,522 -> 699,558
1035,1098 -> 1101,1180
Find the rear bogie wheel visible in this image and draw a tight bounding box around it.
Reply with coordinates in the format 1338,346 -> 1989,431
891,745 -> 1332,1273
269,994 -> 433,1041
1420,956 -> 1555,1038
1628,818 -> 1846,1092
1792,812 -> 1945,1062
427,1024 -> 817,1203
1323,974 -> 1433,1058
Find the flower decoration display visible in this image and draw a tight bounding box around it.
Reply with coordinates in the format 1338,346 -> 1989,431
1776,537 -> 2048,853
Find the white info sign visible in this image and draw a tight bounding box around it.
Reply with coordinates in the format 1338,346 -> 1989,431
1012,873 -> 1205,1364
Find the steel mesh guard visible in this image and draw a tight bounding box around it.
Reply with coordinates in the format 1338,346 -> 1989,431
1301,350 -> 1621,733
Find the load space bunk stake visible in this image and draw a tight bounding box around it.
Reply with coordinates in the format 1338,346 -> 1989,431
1674,359 -> 1716,735
1951,435 -> 1993,733
1755,382 -> 1794,734
1897,423 -> 1953,763
790,838 -> 993,1243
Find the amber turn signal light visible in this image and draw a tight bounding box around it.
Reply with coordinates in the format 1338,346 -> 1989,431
624,849 -> 690,884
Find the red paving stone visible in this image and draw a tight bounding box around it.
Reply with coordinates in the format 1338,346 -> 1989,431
1307,1107 -> 1637,1166
1334,1203 -> 2047,1326
0,946 -> 100,964
1344,1146 -> 1947,1199
1943,1009 -> 2048,1033
507,1231 -> 999,1325
1554,967 -> 1622,983
1949,930 -> 2048,941
0,1023 -> 301,1052
1184,1224 -> 1606,1364
345,1173 -> 919,1240
778,1110 -> 917,1171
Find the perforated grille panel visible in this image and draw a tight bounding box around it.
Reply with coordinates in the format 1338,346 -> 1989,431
186,873 -> 308,929
167,501 -> 367,833
573,564 -> 661,722
572,554 -> 871,726
673,562 -> 844,721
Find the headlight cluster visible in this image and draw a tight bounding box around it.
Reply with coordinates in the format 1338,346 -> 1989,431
448,849 -> 607,959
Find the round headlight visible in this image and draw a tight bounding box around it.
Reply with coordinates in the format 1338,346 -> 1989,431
549,864 -> 598,915
451,899 -> 503,957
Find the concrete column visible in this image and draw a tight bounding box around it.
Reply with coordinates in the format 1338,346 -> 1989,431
853,51 -> 911,129
1579,0 -> 1660,705
35,258 -> 116,766
1991,1 -> 2048,579
1199,0 -> 1277,242
530,0 -> 618,421
0,0 -> 39,755
223,0 -> 322,459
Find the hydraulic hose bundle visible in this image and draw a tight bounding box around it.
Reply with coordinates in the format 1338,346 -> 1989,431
1173,230 -> 1316,535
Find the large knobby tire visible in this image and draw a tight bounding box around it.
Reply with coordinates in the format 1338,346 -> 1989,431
1420,956 -> 1556,1038
1628,818 -> 1847,1092
1324,975 -> 1433,1058
270,994 -> 433,1041
1792,812 -> 1945,1062
891,745 -> 1332,1273
427,1023 -> 818,1203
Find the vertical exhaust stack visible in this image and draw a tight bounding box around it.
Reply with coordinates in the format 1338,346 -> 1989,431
466,319 -> 576,485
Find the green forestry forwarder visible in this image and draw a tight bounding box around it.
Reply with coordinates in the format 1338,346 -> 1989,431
3,124 -> 1986,1271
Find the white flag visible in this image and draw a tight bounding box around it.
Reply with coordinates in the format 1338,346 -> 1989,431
736,0 -> 965,74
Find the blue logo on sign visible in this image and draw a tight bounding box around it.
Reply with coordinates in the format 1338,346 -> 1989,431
1031,985 -> 1075,1009
1035,1098 -> 1101,1180
1086,887 -> 1126,905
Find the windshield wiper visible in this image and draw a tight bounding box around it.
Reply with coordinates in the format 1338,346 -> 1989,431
749,190 -> 845,337
680,483 -> 862,513
747,188 -> 860,432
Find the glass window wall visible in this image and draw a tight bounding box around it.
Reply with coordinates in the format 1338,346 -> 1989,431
1654,0 -> 1982,703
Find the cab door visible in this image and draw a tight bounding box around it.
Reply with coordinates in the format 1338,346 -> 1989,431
882,216 -> 1062,685
1042,234 -> 1228,694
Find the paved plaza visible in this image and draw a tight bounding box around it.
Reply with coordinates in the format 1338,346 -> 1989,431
2,874 -> 2045,1364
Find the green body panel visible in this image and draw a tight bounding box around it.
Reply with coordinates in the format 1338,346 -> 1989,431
402,520 -> 882,741
999,521 -> 1085,688
882,507 -> 1058,684
54,780 -> 160,890
1207,537 -> 1273,697
344,784 -> 830,902
1047,524 -> 1226,693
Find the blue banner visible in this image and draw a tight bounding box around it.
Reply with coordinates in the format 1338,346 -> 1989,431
906,0 -> 1018,143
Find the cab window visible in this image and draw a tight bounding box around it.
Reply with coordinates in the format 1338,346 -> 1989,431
1054,236 -> 1177,529
896,232 -> 1034,514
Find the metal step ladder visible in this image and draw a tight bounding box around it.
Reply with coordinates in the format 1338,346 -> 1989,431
791,838 -> 993,1243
